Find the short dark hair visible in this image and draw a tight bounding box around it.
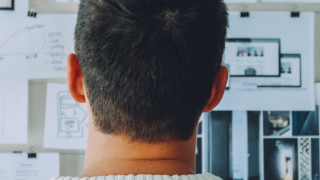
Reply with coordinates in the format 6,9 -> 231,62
75,0 -> 228,142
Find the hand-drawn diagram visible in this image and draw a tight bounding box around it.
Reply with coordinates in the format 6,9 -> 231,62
0,24 -> 43,62
0,24 -> 68,80
0,14 -> 76,81
45,83 -> 88,149
57,91 -> 87,138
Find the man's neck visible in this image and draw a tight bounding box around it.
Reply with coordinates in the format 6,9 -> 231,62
79,122 -> 197,177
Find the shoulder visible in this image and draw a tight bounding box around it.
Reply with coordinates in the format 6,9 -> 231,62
51,174 -> 222,180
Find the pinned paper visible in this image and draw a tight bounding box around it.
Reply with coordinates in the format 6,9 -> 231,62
44,83 -> 88,150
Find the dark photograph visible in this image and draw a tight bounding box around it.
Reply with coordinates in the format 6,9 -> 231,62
264,139 -> 298,180
292,107 -> 319,136
264,111 -> 291,136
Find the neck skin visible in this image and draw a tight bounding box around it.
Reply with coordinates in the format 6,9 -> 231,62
79,112 -> 198,177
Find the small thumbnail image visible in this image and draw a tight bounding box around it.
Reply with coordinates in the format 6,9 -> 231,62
281,62 -> 293,74
292,107 -> 319,136
244,67 -> 257,76
263,111 -> 291,137
264,139 -> 298,180
237,46 -> 264,57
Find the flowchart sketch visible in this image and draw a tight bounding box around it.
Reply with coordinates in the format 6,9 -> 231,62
0,9 -> 76,82
0,81 -> 28,144
44,83 -> 88,150
0,153 -> 60,180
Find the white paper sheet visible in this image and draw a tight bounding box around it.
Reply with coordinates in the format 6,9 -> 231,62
0,153 -> 59,180
44,83 -> 88,150
0,0 -> 76,82
0,81 -> 28,144
216,12 -> 315,111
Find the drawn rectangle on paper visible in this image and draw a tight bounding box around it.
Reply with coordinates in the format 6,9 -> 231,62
29,0 -> 78,13
0,153 -> 59,180
224,38 -> 280,77
258,54 -> 301,88
44,83 -> 88,150
0,0 -> 13,10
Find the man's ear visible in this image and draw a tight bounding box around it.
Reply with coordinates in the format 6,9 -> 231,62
67,53 -> 86,103
203,65 -> 228,112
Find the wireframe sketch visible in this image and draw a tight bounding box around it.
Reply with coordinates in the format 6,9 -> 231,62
57,91 -> 87,138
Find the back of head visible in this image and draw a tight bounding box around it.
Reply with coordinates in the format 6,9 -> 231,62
75,0 -> 228,143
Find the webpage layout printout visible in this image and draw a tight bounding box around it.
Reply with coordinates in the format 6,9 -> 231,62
224,40 -> 280,77
259,54 -> 301,87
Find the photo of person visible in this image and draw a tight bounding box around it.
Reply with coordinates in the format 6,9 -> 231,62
264,139 -> 298,180
281,62 -> 293,74
0,0 -> 13,9
237,46 -> 264,57
263,111 -> 291,137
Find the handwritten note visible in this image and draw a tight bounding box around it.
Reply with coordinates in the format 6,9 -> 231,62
0,12 -> 76,81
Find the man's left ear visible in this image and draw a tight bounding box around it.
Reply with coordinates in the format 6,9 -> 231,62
67,53 -> 86,103
203,65 -> 228,112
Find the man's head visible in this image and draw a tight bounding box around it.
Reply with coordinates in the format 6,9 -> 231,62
68,0 -> 228,143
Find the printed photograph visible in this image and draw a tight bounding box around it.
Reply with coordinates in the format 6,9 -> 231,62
263,111 -> 291,137
292,107 -> 319,136
311,139 -> 319,180
208,111 -> 260,180
264,139 -> 298,180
